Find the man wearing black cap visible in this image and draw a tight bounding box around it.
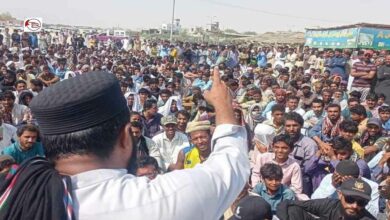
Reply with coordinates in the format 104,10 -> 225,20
229,195 -> 272,220
312,160 -> 379,217
0,69 -> 249,220
277,178 -> 375,220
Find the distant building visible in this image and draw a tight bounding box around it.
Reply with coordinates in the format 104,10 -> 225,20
210,22 -> 219,33
142,29 -> 160,35
161,18 -> 181,34
189,26 -> 204,36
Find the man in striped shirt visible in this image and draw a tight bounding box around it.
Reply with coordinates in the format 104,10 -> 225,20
350,52 -> 376,102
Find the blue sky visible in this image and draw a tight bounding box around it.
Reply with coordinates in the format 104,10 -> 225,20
3,0 -> 390,32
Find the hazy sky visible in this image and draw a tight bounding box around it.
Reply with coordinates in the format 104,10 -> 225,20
3,0 -> 390,33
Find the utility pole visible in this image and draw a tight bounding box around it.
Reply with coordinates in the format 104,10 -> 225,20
170,0 -> 176,42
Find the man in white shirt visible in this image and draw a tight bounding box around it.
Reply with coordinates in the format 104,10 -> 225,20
1,69 -> 249,220
286,95 -> 305,117
152,115 -> 189,171
0,90 -> 29,126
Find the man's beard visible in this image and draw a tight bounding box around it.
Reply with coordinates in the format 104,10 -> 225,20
289,132 -> 301,142
340,205 -> 361,220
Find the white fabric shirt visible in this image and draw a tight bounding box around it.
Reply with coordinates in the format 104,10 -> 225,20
0,123 -> 17,152
252,123 -> 277,168
71,124 -> 250,220
286,107 -> 306,117
157,96 -> 183,117
11,103 -> 29,125
143,136 -> 164,168
152,131 -> 189,171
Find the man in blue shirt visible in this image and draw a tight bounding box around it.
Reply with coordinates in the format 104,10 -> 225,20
192,72 -> 213,91
55,58 -> 67,80
2,124 -> 44,164
330,49 -> 348,81
257,48 -> 267,68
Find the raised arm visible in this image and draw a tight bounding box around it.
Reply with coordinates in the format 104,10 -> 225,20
150,67 -> 250,219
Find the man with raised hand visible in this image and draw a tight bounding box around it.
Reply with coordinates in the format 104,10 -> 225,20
0,69 -> 250,220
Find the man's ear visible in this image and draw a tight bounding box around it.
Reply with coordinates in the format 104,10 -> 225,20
118,122 -> 133,153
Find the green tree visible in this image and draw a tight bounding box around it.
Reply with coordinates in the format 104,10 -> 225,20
242,31 -> 257,35
224,28 -> 239,34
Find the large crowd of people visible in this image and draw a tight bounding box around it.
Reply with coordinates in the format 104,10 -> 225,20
0,27 -> 389,220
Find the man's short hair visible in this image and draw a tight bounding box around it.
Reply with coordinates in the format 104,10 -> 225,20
347,97 -> 360,105
379,105 -> 390,113
16,124 -> 40,137
120,81 -> 128,88
30,79 -> 44,88
0,156 -> 16,172
143,99 -> 157,111
350,105 -> 367,117
378,93 -> 386,99
321,88 -> 333,95
272,134 -> 294,150
339,120 -> 358,134
284,112 -> 304,126
14,80 -> 27,87
159,89 -> 172,96
331,136 -> 353,152
252,89 -> 262,95
149,78 -> 158,85
327,103 -> 341,111
0,90 -> 16,101
312,98 -> 324,106
137,156 -> 160,171
130,111 -> 141,117
130,121 -> 143,129
287,95 -> 299,102
271,104 -> 285,114
349,91 -> 362,100
366,92 -> 379,101
260,163 -> 283,180
324,69 -> 331,74
175,110 -> 190,120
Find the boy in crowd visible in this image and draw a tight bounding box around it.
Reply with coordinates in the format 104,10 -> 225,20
136,156 -> 160,180
252,163 -> 295,214
378,106 -> 390,135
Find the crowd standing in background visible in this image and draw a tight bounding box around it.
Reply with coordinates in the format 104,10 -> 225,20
0,27 -> 390,220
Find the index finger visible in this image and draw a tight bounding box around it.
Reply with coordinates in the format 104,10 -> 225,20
212,67 -> 221,84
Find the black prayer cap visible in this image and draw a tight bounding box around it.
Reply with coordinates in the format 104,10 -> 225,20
229,195 -> 272,220
30,71 -> 129,135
